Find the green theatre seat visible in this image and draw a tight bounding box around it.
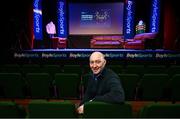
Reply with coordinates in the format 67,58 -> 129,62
139,103 -> 180,118
83,101 -> 132,118
0,101 -> 26,118
28,100 -> 77,118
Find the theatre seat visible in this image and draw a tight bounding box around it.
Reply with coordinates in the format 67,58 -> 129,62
167,65 -> 180,77
83,101 -> 133,118
26,73 -> 53,99
118,73 -> 140,101
123,64 -> 145,76
81,73 -> 91,99
54,73 -> 80,99
90,35 -> 124,48
138,74 -> 169,101
170,74 -> 180,102
0,64 -> 21,73
0,101 -> 26,118
0,73 -> 26,98
139,103 -> 180,118
28,100 -> 77,118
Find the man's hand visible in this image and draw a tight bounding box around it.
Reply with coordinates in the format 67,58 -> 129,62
76,105 -> 84,114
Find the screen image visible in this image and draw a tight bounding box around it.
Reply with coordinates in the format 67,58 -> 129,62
68,2 -> 124,35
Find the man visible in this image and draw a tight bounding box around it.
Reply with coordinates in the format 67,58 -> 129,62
77,51 -> 125,114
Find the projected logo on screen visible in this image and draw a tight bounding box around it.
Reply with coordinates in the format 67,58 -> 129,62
80,9 -> 111,28
69,2 -> 124,35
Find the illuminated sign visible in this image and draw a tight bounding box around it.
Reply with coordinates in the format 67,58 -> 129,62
150,0 -> 160,33
33,0 -> 43,40
124,0 -> 135,39
13,50 -> 180,60
57,0 -> 67,38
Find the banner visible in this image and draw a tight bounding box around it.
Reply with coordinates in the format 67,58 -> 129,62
57,0 -> 67,38
124,0 -> 135,39
33,0 -> 43,40
150,0 -> 160,33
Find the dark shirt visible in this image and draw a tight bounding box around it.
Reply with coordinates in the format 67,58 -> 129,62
80,67 -> 125,106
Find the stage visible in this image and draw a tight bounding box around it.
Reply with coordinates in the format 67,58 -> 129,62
13,48 -> 180,61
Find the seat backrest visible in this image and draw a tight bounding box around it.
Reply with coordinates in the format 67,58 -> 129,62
21,64 -> 41,76
0,101 -> 26,118
168,65 -> 180,77
28,100 -> 77,118
54,73 -> 80,99
62,65 -> 82,75
0,64 -> 21,73
144,65 -> 167,74
82,65 -> 91,74
0,73 -> 26,98
83,101 -> 133,118
123,65 -> 145,76
139,103 -> 180,118
138,74 -> 169,101
26,73 -> 53,98
107,65 -> 123,74
81,73 -> 91,98
170,74 -> 180,102
118,73 -> 140,100
41,64 -> 62,76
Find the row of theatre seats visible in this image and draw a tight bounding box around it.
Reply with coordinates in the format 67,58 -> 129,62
1,72 -> 179,102
0,63 -> 180,118
1,64 -> 180,77
0,100 -> 180,118
0,64 -> 180,101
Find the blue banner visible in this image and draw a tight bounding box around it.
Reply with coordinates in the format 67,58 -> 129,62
57,0 -> 67,38
124,0 -> 135,39
33,0 -> 43,40
150,0 -> 160,33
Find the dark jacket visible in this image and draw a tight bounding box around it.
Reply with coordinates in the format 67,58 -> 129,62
80,67 -> 125,106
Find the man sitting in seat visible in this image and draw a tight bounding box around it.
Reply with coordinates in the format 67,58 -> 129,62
77,51 -> 125,114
